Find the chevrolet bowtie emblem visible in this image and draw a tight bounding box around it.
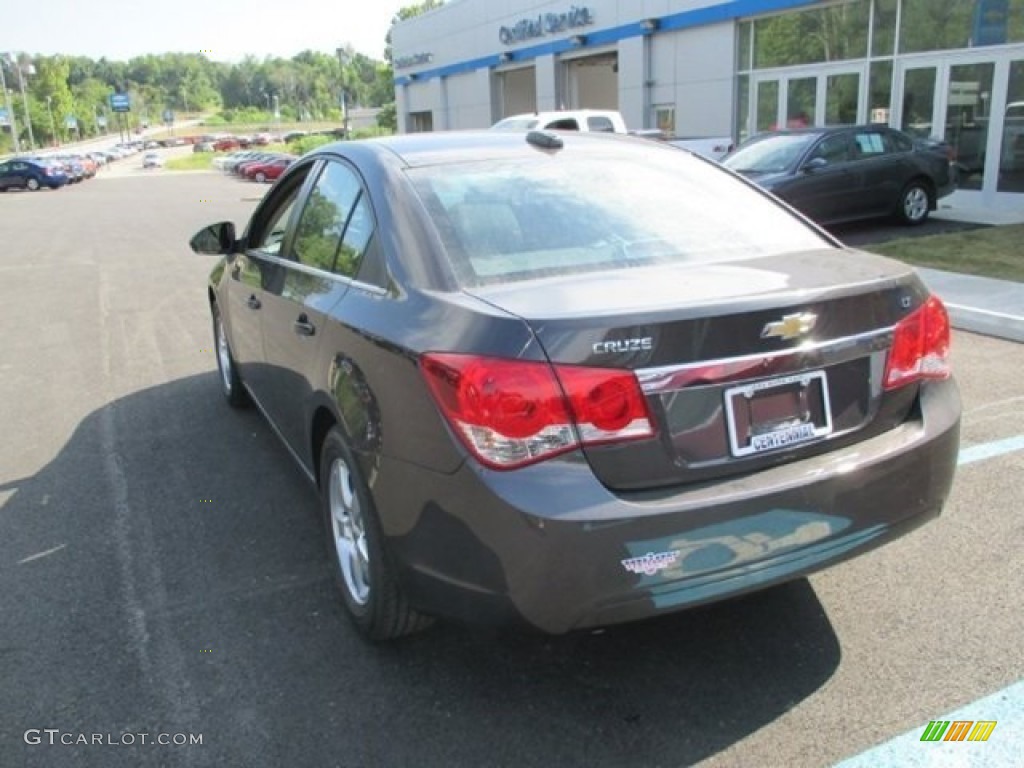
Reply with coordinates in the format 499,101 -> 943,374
761,312 -> 818,341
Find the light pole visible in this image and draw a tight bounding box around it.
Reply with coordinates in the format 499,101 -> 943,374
0,62 -> 19,153
45,95 -> 57,147
336,47 -> 350,138
6,54 -> 35,150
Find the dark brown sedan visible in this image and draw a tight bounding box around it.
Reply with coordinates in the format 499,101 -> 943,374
191,130 -> 961,640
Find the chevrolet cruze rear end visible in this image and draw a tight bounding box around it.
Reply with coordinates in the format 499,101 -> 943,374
194,131 -> 960,640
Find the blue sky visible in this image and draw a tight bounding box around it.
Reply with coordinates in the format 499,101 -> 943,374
0,0 -> 412,62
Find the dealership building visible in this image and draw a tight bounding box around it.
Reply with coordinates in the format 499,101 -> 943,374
391,0 -> 1024,206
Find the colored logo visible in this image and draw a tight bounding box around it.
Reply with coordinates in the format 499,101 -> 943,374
920,720 -> 997,742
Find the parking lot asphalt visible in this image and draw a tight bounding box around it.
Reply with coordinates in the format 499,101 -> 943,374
1,173 -> 1022,768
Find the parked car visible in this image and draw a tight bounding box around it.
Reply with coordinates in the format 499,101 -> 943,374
495,111 -> 734,160
143,152 -> 163,169
722,125 -> 955,226
492,109 -> 628,133
50,156 -> 86,183
235,154 -> 288,177
190,131 -> 960,640
242,156 -> 293,183
213,137 -> 241,152
193,141 -> 216,153
0,159 -> 69,191
229,152 -> 276,175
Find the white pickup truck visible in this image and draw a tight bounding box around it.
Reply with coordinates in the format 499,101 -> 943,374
490,110 -> 733,160
491,109 -> 628,134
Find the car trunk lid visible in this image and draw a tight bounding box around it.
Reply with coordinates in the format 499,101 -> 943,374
464,248 -> 928,491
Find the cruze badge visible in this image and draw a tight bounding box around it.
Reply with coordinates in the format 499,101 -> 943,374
621,550 -> 681,576
761,312 -> 818,341
592,337 -> 653,355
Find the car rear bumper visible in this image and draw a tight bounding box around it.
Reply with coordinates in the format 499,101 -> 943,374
379,378 -> 960,634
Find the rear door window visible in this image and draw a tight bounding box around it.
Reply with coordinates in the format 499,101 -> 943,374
853,131 -> 887,157
289,159 -> 376,280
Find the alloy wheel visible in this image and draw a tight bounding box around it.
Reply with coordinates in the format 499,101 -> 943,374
329,457 -> 371,606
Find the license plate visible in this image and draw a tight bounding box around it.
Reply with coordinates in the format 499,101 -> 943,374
724,371 -> 832,457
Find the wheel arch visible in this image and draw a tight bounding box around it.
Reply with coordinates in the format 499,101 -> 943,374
907,174 -> 937,210
311,405 -> 339,490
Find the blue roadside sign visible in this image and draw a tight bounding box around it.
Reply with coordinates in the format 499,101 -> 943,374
109,93 -> 131,113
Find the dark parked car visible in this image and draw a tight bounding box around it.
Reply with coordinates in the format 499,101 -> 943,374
0,159 -> 69,191
722,125 -> 955,226
191,131 -> 960,640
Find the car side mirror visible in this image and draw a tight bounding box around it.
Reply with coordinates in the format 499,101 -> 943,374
190,221 -> 237,255
803,157 -> 828,173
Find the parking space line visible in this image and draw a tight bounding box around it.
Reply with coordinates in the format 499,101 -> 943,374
957,435 -> 1024,466
833,679 -> 1024,767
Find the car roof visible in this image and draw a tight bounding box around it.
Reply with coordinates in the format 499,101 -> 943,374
312,129 -> 644,169
757,124 -> 900,138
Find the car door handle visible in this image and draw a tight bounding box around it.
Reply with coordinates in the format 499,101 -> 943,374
247,295 -> 261,310
293,315 -> 316,337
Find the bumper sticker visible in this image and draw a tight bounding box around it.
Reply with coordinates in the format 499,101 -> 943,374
621,550 -> 682,576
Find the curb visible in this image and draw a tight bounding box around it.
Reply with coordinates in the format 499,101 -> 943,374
916,267 -> 1024,344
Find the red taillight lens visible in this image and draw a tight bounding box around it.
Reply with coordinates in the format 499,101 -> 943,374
884,295 -> 952,390
421,353 -> 655,469
556,366 -> 654,443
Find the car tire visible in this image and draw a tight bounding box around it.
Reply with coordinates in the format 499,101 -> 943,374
320,427 -> 432,641
212,305 -> 250,408
255,172 -> 266,183
26,178 -> 40,191
898,181 -> 931,225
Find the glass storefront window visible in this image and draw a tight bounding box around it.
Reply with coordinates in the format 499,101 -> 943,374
900,0 -> 1024,54
757,80 -> 779,132
901,66 -> 938,136
872,0 -> 898,56
869,60 -> 893,123
655,105 -> 676,135
787,77 -> 816,126
737,75 -> 751,144
945,62 -> 996,190
739,21 -> 753,71
997,59 -> 1024,192
753,0 -> 870,68
827,73 -> 861,124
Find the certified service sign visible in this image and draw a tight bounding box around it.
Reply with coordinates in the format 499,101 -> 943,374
499,5 -> 594,45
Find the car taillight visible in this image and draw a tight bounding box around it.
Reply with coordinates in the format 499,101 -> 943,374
420,353 -> 655,469
883,295 -> 951,390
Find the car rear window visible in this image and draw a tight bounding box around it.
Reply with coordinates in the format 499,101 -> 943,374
408,144 -> 831,286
